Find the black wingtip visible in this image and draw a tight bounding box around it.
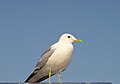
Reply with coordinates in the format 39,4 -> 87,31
36,74 -> 55,83
36,75 -> 49,82
25,72 -> 36,83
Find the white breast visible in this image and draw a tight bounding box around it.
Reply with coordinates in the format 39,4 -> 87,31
46,43 -> 74,72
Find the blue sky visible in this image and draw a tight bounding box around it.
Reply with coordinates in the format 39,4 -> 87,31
0,0 -> 120,84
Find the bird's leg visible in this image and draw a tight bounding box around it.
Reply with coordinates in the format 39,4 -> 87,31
48,68 -> 52,84
58,69 -> 61,83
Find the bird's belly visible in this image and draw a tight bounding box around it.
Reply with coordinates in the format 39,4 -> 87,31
46,46 -> 73,72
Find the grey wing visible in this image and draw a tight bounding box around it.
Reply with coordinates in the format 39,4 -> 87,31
25,47 -> 55,83
35,47 -> 55,69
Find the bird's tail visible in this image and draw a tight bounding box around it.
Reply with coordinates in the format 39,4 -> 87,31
25,74 -> 55,83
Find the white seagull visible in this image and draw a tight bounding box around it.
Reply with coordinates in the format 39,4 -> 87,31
25,33 -> 83,83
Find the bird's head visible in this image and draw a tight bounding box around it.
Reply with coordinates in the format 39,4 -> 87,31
58,33 -> 83,43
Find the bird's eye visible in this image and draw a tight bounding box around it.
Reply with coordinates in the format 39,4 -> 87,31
68,36 -> 71,38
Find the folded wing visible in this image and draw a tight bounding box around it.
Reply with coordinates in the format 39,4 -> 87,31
25,47 -> 55,83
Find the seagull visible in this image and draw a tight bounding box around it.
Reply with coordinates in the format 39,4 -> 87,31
25,33 -> 83,83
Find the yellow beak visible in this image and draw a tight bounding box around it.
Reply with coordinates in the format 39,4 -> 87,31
74,39 -> 83,42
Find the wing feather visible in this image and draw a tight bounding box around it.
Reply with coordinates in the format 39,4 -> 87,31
25,47 -> 55,83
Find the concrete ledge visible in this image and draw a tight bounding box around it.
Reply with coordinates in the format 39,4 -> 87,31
0,82 -> 112,84
40,82 -> 112,84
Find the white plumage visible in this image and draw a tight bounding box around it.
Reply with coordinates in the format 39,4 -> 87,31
25,33 -> 83,83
